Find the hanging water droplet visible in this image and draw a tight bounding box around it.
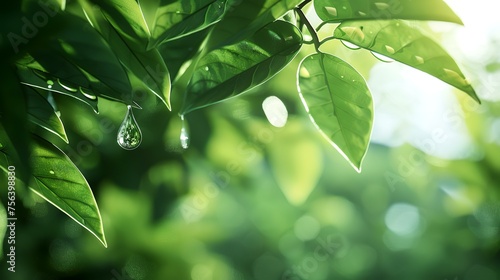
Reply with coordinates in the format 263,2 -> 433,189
79,87 -> 97,100
262,96 -> 288,128
47,80 -> 54,89
117,105 -> 142,150
180,115 -> 190,149
324,7 -> 337,17
341,40 -> 361,50
371,51 -> 395,63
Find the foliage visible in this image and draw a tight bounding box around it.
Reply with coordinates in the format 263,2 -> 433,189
0,0 -> 480,249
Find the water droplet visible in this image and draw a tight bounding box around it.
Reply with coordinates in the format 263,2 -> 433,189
339,26 -> 365,43
385,45 -> 395,54
180,115 -> 189,149
49,170 -> 55,175
204,66 -> 209,71
413,55 -> 425,65
340,75 -> 345,79
374,2 -> 390,10
299,66 -> 310,78
262,96 -> 288,128
117,105 -> 142,150
341,40 -> 361,50
358,11 -> 367,16
371,51 -> 395,63
79,87 -> 97,100
324,7 -> 337,17
443,68 -> 470,87
57,79 -> 77,92
47,80 -> 54,89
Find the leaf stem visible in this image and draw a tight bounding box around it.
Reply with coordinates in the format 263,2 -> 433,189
297,0 -> 312,9
295,8 -> 320,52
319,36 -> 337,46
316,21 -> 330,32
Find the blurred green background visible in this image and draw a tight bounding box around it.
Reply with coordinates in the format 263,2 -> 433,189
2,0 -> 500,279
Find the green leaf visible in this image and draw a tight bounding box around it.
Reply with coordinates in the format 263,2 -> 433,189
141,0 -> 228,48
314,0 -> 463,24
22,13 -> 136,106
206,0 -> 302,50
29,136 -> 107,247
25,87 -> 68,143
50,15 -> 134,105
333,20 -> 480,103
92,0 -> 151,48
81,0 -> 172,109
0,66 -> 32,184
20,53 -> 91,89
297,53 -> 373,172
158,28 -> 210,80
17,66 -> 100,113
181,20 -> 303,114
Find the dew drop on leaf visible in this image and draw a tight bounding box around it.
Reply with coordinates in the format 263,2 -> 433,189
299,66 -> 310,78
117,105 -> 142,150
180,115 -> 190,150
385,45 -> 396,54
324,7 -> 337,17
47,80 -> 54,89
57,79 -> 77,92
339,26 -> 365,43
413,55 -> 425,65
341,40 -> 361,50
374,2 -> 390,10
443,68 -> 471,87
262,96 -> 288,128
371,51 -> 395,63
79,86 -> 97,100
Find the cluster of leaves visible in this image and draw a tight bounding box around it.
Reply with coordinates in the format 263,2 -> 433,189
0,0 -> 478,246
